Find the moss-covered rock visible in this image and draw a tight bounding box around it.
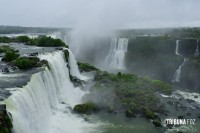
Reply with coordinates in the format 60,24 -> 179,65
73,102 -> 99,114
40,60 -> 51,70
77,62 -> 99,72
0,105 -> 13,133
152,120 -> 162,127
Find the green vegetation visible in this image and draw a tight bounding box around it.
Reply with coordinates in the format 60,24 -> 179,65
152,120 -> 162,127
77,62 -> 99,72
126,36 -> 183,81
0,35 -> 68,47
0,45 -> 19,62
2,51 -> 19,62
82,71 -> 172,123
15,36 -> 31,43
12,57 -> 40,70
0,111 -> 13,133
73,102 -> 99,114
28,36 -> 67,47
0,45 -> 50,70
0,25 -> 64,34
0,45 -> 16,53
171,28 -> 200,38
0,37 -> 11,43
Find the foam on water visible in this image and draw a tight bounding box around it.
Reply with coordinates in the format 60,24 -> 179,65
4,51 -> 99,133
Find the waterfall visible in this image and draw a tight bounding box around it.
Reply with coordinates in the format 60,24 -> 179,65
68,49 -> 87,80
105,38 -> 129,69
175,40 -> 180,55
4,51 -> 98,133
172,58 -> 188,82
194,39 -> 199,56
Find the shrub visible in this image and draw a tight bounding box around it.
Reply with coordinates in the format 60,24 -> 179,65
143,109 -> 155,119
32,36 -> 67,47
73,102 -> 98,114
77,62 -> 99,72
125,109 -> 136,118
153,120 -> 162,127
13,57 -> 39,70
152,80 -> 172,94
2,50 -> 19,62
15,36 -> 31,43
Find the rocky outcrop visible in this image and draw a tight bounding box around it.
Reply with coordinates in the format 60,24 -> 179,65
0,104 -> 12,133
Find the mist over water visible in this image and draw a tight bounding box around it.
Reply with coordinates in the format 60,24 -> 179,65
4,51 -> 99,133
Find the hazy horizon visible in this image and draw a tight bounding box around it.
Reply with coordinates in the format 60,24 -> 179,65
0,0 -> 200,29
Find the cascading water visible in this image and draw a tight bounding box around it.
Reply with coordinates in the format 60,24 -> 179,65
68,49 -> 87,80
172,58 -> 188,82
4,51 -> 98,133
194,39 -> 199,56
175,40 -> 180,55
105,38 -> 129,69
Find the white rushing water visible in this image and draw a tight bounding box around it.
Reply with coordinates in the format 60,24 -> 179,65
4,51 -> 99,133
68,49 -> 87,80
105,38 -> 129,69
172,58 -> 188,82
194,39 -> 199,56
175,40 -> 180,56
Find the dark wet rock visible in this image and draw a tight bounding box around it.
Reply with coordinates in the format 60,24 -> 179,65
9,65 -> 18,72
186,99 -> 195,103
55,47 -> 63,50
166,123 -> 174,129
2,67 -> 9,73
29,52 -> 38,56
197,114 -> 200,119
70,75 -> 86,87
179,105 -> 187,111
177,115 -> 184,119
0,104 -> 6,112
0,104 -> 13,133
152,120 -> 162,127
61,102 -> 66,104
167,101 -> 174,105
194,95 -> 198,98
186,112 -> 191,116
177,131 -> 183,133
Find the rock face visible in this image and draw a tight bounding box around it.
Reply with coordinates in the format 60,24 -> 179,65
178,39 -> 198,57
0,104 -> 13,133
127,37 -> 200,92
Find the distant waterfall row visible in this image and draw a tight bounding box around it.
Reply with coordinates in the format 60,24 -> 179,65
172,39 -> 199,82
4,50 -> 97,133
105,38 -> 129,70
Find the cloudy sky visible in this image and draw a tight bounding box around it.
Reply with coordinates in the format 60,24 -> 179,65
0,0 -> 200,29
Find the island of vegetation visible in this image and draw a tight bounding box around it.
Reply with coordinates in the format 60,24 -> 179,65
73,65 -> 173,128
0,35 -> 67,47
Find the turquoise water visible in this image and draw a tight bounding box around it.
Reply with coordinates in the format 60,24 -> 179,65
88,112 -> 164,133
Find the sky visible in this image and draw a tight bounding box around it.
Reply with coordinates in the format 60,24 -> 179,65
0,0 -> 200,29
